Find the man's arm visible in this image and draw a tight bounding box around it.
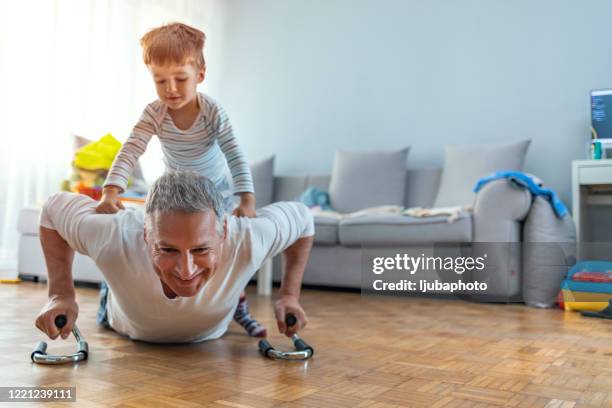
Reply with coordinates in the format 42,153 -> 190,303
36,192 -> 115,339
41,226 -> 75,298
250,201 -> 315,336
35,227 -> 78,340
275,235 -> 314,336
280,236 -> 314,299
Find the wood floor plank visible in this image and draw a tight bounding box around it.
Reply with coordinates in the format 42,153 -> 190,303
2,281 -> 611,407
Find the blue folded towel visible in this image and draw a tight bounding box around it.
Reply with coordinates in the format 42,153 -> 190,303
297,187 -> 333,211
473,171 -> 568,218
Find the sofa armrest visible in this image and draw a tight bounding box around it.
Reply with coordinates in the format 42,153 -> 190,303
472,179 -> 531,242
469,179 -> 532,300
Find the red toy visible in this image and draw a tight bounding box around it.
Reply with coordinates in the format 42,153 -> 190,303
572,271 -> 612,283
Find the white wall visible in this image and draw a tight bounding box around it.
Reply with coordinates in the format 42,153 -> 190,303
0,0 -> 220,271
201,0 -> 612,204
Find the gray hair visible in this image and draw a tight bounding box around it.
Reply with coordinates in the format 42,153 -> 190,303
145,170 -> 225,235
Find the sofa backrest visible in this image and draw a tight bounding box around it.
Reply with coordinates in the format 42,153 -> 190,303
272,175 -> 309,202
272,168 -> 443,210
405,168 -> 442,208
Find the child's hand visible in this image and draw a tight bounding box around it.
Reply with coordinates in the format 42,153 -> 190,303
96,195 -> 125,214
233,203 -> 256,218
96,186 -> 125,214
233,193 -> 256,218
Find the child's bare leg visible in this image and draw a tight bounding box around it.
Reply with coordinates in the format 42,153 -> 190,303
233,290 -> 267,337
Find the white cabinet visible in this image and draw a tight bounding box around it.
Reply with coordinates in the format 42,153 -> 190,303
571,160 -> 612,259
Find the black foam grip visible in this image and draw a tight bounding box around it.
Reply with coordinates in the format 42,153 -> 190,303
293,338 -> 314,355
31,341 -> 47,361
285,314 -> 297,327
55,315 -> 67,329
258,339 -> 274,357
77,341 -> 89,360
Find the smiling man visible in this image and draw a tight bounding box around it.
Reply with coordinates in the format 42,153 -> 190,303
35,171 -> 314,343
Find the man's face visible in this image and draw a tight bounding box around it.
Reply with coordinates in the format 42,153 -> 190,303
145,210 -> 225,298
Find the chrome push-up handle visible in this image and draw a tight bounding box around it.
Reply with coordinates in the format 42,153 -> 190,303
31,315 -> 89,364
258,314 -> 314,360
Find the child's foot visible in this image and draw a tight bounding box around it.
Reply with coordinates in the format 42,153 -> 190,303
233,296 -> 267,337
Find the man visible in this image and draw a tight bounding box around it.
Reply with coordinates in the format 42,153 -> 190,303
35,171 -> 314,343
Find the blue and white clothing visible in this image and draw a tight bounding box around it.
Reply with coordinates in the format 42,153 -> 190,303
474,171 -> 568,218
105,93 -> 253,210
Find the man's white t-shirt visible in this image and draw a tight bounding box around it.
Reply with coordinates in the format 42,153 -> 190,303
40,193 -> 314,343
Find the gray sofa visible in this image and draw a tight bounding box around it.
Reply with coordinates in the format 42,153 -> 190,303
268,168 -> 576,305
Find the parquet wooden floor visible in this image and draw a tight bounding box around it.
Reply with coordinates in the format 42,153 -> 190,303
0,281 -> 611,407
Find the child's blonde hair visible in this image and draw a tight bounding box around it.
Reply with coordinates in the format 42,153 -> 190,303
140,22 -> 206,69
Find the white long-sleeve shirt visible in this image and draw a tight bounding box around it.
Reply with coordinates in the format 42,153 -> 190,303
39,192 -> 314,343
104,93 -> 254,194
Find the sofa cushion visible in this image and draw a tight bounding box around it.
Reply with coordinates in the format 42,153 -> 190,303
307,174 -> 331,191
314,215 -> 340,245
250,156 -> 275,208
434,140 -> 531,208
272,175 -> 308,202
338,213 -> 472,246
404,168 -> 443,208
329,148 -> 409,213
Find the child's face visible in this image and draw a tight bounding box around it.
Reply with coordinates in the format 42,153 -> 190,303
148,61 -> 205,110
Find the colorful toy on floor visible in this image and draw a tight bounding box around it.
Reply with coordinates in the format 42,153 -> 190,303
581,300 -> 612,319
571,271 -> 612,283
60,133 -> 148,201
560,260 -> 612,312
61,133 -> 123,200
73,133 -> 122,171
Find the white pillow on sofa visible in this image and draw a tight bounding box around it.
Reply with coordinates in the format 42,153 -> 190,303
329,148 -> 409,213
434,140 -> 531,208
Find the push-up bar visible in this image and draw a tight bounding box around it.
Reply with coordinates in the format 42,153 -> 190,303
31,315 -> 89,364
258,314 -> 314,360
32,313 -> 312,364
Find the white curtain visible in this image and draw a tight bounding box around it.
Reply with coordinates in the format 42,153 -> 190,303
0,0 -> 220,274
